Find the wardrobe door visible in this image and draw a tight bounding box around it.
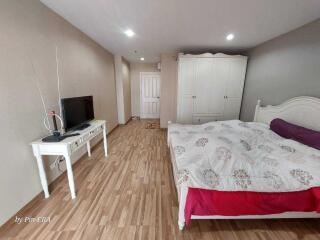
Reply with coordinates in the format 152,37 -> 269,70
178,96 -> 194,123
224,99 -> 242,119
193,58 -> 213,114
208,58 -> 229,115
193,58 -> 227,115
177,58 -> 196,123
225,58 -> 247,98
223,57 -> 247,120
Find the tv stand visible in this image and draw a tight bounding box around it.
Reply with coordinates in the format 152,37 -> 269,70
31,120 -> 107,199
75,123 -> 90,131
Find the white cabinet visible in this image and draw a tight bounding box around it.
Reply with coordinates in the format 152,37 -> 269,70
177,53 -> 247,124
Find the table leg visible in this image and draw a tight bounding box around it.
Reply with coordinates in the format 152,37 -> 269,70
64,154 -> 76,199
35,154 -> 49,198
103,124 -> 108,157
87,141 -> 91,157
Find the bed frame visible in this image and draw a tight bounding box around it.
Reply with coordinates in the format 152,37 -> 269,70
254,96 -> 320,131
169,96 -> 320,230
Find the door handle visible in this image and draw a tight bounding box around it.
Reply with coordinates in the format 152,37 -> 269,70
156,96 -> 160,99
192,96 -> 196,99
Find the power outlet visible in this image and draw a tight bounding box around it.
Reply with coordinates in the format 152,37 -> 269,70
49,161 -> 56,170
49,156 -> 65,170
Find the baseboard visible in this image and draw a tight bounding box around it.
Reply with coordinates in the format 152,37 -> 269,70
119,117 -> 132,125
125,117 -> 132,124
108,124 -> 119,134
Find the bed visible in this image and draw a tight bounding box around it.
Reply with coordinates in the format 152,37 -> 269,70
168,96 -> 320,230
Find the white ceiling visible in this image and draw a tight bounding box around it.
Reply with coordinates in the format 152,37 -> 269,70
41,0 -> 320,63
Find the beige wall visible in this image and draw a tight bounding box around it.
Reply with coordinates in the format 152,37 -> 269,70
160,54 -> 178,128
115,55 -> 131,123
0,0 -> 118,226
122,59 -> 132,122
114,55 -> 125,123
241,19 -> 320,121
130,63 -> 159,117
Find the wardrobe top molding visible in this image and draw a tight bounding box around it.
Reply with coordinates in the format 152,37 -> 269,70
178,52 -> 247,59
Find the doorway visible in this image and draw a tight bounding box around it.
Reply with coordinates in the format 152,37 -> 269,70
140,72 -> 161,118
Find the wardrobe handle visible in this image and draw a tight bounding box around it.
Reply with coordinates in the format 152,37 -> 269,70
192,96 -> 196,99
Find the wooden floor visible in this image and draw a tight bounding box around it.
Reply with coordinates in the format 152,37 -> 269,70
1,119 -> 320,240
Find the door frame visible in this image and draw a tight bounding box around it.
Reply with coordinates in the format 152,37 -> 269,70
140,72 -> 161,119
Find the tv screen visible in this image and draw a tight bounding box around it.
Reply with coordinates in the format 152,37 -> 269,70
61,96 -> 94,132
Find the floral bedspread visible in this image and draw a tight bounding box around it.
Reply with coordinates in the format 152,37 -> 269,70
168,120 -> 320,192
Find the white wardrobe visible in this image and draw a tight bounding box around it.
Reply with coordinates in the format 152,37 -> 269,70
177,53 -> 247,124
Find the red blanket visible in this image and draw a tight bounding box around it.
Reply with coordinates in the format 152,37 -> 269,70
185,187 -> 320,225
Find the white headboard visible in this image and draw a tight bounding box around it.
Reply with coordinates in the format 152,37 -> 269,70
254,96 -> 320,131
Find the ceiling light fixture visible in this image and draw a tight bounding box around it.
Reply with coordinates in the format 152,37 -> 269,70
140,57 -> 145,61
124,29 -> 135,38
226,33 -> 234,41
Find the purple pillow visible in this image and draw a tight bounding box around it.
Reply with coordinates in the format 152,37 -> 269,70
270,118 -> 320,150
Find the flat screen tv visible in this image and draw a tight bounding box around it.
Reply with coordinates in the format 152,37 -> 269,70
61,96 -> 94,132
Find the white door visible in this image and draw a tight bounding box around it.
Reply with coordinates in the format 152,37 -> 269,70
140,72 -> 161,118
225,58 -> 247,98
193,58 -> 212,114
177,58 -> 196,123
207,58 -> 228,115
193,58 -> 228,115
223,57 -> 247,119
224,99 -> 242,120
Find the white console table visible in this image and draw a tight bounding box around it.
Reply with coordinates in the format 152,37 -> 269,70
31,120 -> 107,199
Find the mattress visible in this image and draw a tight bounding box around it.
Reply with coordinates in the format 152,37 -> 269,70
168,120 -> 320,224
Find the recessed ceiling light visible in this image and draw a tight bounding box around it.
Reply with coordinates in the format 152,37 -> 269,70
226,33 -> 234,41
124,29 -> 135,38
140,57 -> 145,61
